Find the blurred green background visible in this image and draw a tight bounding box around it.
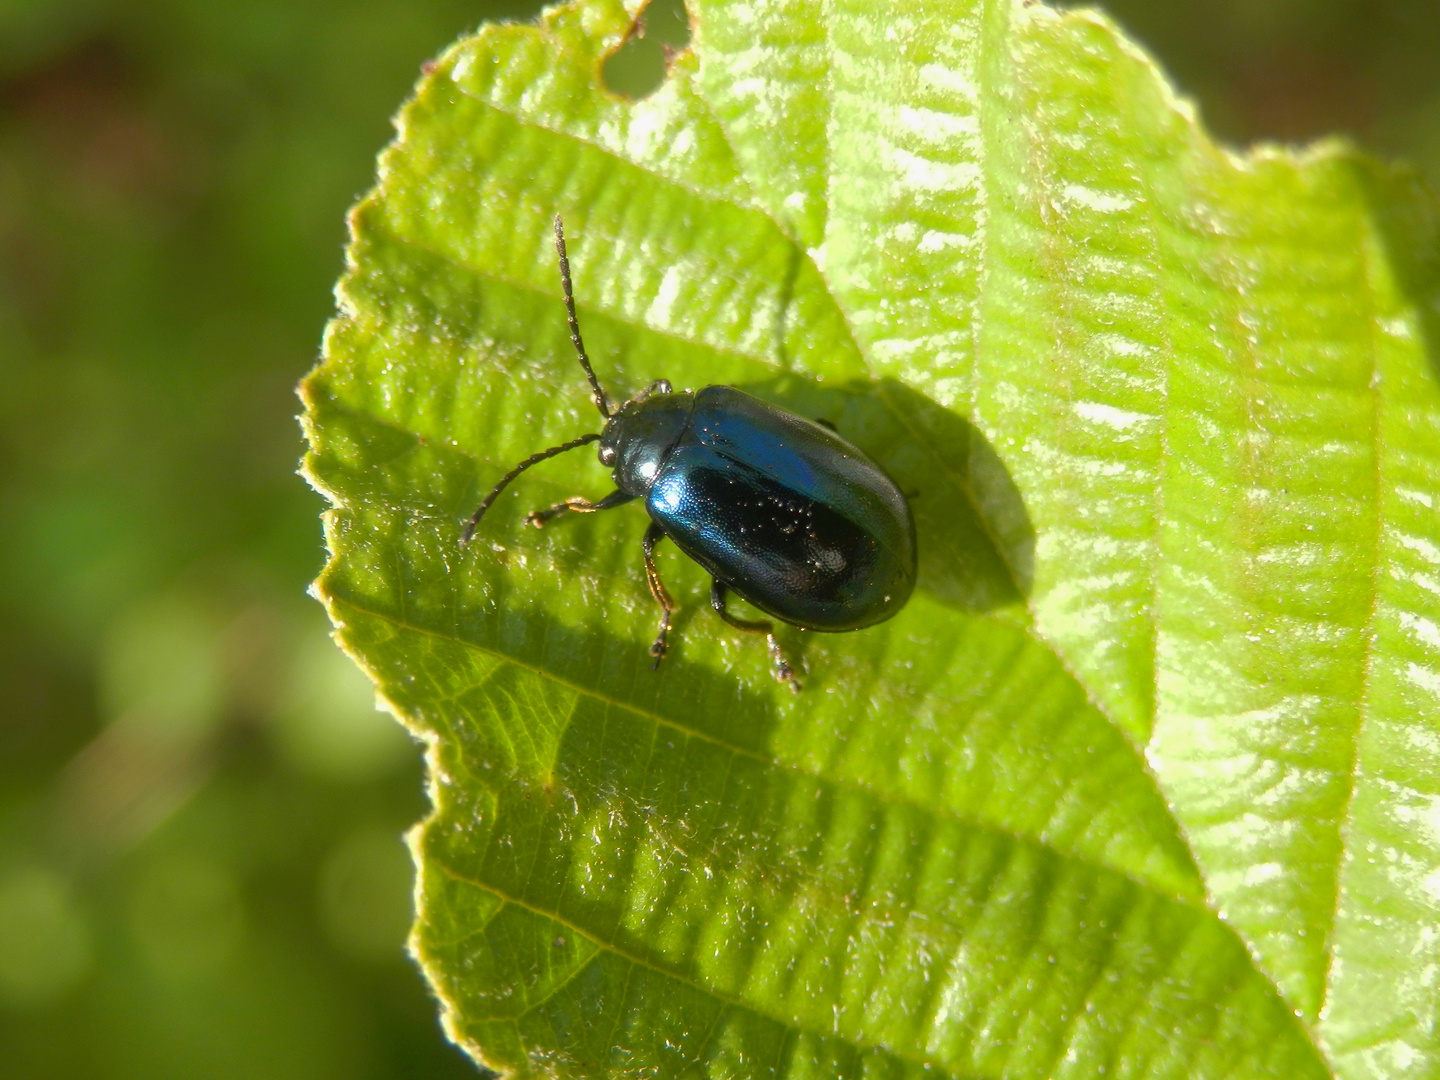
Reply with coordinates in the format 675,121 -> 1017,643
0,0 -> 1436,1077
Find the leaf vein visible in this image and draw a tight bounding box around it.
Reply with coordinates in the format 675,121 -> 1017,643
431,857 -> 973,1078
328,594 -> 1212,910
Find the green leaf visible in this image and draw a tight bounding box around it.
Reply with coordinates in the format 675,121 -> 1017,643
300,0 -> 1440,1076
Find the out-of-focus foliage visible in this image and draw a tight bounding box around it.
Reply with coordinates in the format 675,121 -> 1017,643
1071,0 -> 1440,186
0,0 -> 543,1076
3,0 -> 1440,1077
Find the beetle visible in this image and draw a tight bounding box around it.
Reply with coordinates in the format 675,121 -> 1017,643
461,216 -> 916,690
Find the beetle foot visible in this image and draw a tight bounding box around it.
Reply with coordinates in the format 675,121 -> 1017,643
766,635 -> 802,693
649,624 -> 670,671
526,504 -> 567,528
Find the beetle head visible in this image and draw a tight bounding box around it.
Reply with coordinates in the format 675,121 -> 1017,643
600,385 -> 693,497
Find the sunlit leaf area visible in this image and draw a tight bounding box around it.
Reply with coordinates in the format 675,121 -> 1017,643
6,1 -> 1440,1078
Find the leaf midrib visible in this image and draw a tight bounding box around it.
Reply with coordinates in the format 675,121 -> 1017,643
1317,194 -> 1388,1028
793,0 -> 1346,1053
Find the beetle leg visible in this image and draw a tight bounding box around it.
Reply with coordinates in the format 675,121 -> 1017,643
527,489 -> 634,528
642,524 -> 677,670
709,580 -> 802,693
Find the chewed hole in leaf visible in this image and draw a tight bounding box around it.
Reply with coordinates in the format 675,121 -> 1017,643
601,0 -> 691,99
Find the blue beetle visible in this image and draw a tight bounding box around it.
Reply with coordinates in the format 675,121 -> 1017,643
461,216 -> 916,690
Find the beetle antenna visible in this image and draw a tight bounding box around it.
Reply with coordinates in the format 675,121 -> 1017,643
553,215 -> 612,419
460,432 -> 601,545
